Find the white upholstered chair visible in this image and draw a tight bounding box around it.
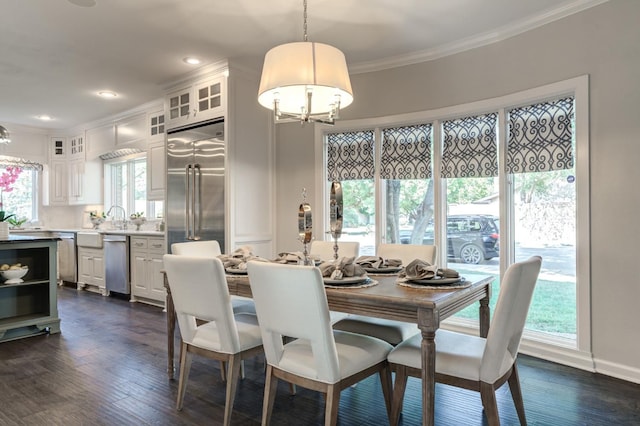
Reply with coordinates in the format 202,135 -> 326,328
163,255 -> 264,426
310,240 -> 360,262
332,243 -> 438,345
171,240 -> 255,315
246,261 -> 394,426
387,256 -> 542,426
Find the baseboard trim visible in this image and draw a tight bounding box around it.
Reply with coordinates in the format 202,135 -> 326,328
593,358 -> 640,385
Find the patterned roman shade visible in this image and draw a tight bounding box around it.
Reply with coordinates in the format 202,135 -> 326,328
507,97 -> 574,173
327,130 -> 375,181
441,113 -> 498,178
380,124 -> 432,179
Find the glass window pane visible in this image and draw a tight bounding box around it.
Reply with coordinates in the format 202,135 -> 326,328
386,179 -> 434,246
513,169 -> 576,338
339,179 -> 375,256
446,177 -> 500,322
1,167 -> 36,223
133,159 -> 147,215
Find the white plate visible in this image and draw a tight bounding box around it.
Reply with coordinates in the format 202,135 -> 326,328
363,266 -> 402,274
406,276 -> 464,285
323,276 -> 369,285
225,268 -> 248,275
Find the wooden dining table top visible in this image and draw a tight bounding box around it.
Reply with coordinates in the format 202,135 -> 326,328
225,272 -> 493,325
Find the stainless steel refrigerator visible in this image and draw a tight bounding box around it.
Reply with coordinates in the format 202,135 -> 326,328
166,118 -> 225,253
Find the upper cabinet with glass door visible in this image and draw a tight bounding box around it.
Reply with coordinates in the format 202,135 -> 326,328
165,75 -> 226,130
69,134 -> 85,159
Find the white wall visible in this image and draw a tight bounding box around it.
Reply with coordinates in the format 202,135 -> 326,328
275,0 -> 640,380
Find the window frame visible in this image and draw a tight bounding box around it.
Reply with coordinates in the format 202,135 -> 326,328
314,75 -> 591,368
104,153 -> 158,219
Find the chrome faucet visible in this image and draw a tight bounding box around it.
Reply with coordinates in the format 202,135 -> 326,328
106,205 -> 128,230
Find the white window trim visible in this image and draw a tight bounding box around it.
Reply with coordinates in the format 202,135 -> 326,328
314,75 -> 592,371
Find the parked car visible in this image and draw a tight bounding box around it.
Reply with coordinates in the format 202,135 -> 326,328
399,214 -> 499,264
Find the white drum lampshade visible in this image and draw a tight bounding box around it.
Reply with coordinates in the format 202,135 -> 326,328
258,41 -> 353,123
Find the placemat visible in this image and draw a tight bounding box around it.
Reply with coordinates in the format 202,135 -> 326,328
324,278 -> 379,289
396,278 -> 471,290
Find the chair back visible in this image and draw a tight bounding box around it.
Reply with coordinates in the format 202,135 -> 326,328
310,240 -> 360,261
163,254 -> 241,354
171,240 -> 222,257
247,261 -> 341,383
480,256 -> 542,382
377,243 -> 437,266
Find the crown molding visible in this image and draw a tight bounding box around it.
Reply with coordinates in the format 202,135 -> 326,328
349,0 -> 609,74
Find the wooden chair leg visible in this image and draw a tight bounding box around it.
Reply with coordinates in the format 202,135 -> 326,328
223,355 -> 242,426
262,365 -> 278,426
379,364 -> 393,420
480,382 -> 501,426
390,365 -> 409,426
325,384 -> 341,426
176,342 -> 192,411
508,363 -> 527,425
219,360 -> 227,381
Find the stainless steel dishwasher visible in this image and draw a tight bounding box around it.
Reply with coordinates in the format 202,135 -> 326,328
54,232 -> 77,284
104,234 -> 129,295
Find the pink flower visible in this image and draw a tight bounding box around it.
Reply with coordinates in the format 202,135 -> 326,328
0,167 -> 22,210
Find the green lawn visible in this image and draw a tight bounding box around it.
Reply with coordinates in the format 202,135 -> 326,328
454,275 -> 577,336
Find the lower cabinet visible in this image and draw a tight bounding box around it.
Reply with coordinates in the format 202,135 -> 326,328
130,236 -> 165,306
0,238 -> 61,342
77,247 -> 106,295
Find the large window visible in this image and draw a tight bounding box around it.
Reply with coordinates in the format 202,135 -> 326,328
320,76 -> 589,363
0,163 -> 39,224
105,155 -> 161,220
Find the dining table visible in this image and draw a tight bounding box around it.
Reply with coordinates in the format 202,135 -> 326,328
163,270 -> 493,426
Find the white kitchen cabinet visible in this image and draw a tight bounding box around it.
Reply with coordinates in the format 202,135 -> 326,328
147,141 -> 165,200
85,122 -> 115,160
115,112 -> 147,150
148,110 -> 165,141
69,158 -> 102,205
130,236 -> 165,306
165,75 -> 225,129
50,137 -> 67,159
43,160 -> 68,205
147,109 -> 166,200
69,134 -> 85,159
43,158 -> 102,206
77,247 -> 105,295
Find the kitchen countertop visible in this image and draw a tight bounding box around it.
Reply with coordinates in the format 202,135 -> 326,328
10,228 -> 165,237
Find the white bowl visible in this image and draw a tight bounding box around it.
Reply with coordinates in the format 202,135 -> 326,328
1,267 -> 28,284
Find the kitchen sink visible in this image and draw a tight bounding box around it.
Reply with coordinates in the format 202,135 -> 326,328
77,232 -> 103,248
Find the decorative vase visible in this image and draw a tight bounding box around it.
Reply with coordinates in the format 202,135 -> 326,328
0,222 -> 9,239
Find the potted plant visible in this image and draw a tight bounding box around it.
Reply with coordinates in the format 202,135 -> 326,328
7,217 -> 28,229
130,212 -> 146,231
0,211 -> 15,238
89,211 -> 106,230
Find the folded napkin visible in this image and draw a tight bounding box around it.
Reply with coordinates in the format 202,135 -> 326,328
273,251 -> 305,264
399,259 -> 460,280
217,246 -> 270,270
318,256 -> 366,280
355,256 -> 402,269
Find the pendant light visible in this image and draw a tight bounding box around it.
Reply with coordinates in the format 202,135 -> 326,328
0,126 -> 10,144
258,0 -> 353,125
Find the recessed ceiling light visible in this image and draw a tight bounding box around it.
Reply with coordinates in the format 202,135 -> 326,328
37,115 -> 53,121
183,57 -> 201,65
98,91 -> 117,98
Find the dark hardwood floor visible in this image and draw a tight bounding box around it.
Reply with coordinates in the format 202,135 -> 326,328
1,286 -> 639,425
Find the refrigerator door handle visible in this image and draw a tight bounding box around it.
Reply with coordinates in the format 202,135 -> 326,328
185,164 -> 193,240
193,163 -> 201,240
